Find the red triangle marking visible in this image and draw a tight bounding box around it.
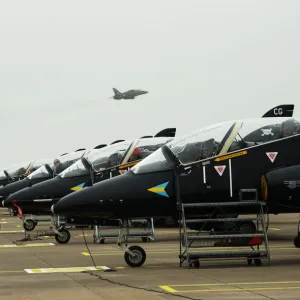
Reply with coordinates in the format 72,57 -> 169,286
266,152 -> 278,163
214,165 -> 226,176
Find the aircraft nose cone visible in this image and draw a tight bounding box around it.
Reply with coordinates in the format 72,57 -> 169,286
54,170 -> 174,219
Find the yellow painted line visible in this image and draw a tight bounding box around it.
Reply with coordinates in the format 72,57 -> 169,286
269,227 -> 281,231
81,245 -> 296,256
25,266 -> 112,274
0,243 -> 55,248
163,280 -> 300,287
160,281 -> 300,293
160,286 -> 177,293
161,287 -> 300,293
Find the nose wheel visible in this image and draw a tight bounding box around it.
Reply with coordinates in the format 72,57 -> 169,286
124,246 -> 146,267
54,228 -> 71,244
116,220 -> 148,267
23,219 -> 37,231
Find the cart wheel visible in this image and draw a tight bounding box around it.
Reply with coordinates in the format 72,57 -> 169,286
100,238 -> 105,244
247,259 -> 253,265
23,219 -> 36,231
193,261 -> 200,268
55,229 -> 71,244
141,237 -> 150,242
239,221 -> 256,233
254,259 -> 262,266
165,217 -> 175,226
294,236 -> 300,248
124,245 -> 146,267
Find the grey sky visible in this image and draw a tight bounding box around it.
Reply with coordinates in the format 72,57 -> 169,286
0,0 -> 299,167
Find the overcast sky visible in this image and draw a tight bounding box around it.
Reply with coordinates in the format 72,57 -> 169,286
0,0 -> 299,167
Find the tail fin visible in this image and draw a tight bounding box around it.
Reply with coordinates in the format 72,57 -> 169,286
93,144 -> 107,149
113,88 -> 121,95
110,140 -> 125,144
155,128 -> 176,137
262,104 -> 294,118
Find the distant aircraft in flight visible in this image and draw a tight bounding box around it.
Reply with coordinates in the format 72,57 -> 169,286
109,88 -> 148,100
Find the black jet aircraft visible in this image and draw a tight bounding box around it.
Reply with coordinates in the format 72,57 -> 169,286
109,88 -> 148,100
4,129 -> 176,236
50,105 -> 300,267
0,149 -> 89,215
0,158 -> 52,208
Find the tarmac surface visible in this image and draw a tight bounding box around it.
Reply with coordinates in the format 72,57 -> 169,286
0,209 -> 300,299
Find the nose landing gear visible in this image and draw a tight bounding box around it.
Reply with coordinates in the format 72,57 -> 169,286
117,220 -> 147,267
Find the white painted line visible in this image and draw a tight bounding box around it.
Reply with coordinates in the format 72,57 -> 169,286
203,166 -> 206,183
229,159 -> 232,197
0,230 -> 25,233
0,243 -> 55,248
24,266 -> 111,274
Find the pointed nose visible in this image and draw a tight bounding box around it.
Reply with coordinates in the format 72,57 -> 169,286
53,170 -> 174,219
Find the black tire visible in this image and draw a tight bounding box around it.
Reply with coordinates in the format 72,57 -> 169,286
141,237 -> 150,242
239,221 -> 256,234
254,259 -> 262,266
193,261 -> 200,268
100,238 -> 105,244
165,217 -> 175,226
294,236 -> 300,248
23,219 -> 36,231
124,245 -> 146,267
247,259 -> 253,265
55,229 -> 71,244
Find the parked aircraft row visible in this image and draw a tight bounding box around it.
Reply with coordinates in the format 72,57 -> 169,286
1,104 -> 300,268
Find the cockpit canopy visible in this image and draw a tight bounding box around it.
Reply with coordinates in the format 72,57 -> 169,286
25,159 -> 53,176
0,160 -> 32,181
59,137 -> 173,179
52,150 -> 86,175
132,117 -> 300,174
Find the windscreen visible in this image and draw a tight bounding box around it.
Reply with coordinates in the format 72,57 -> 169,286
27,165 -> 52,180
59,159 -> 89,178
26,158 -> 53,175
167,121 -> 236,164
53,150 -> 86,175
0,170 -> 7,180
131,147 -> 175,174
128,137 -> 173,162
88,140 -> 133,172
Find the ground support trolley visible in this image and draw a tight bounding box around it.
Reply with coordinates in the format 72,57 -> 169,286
93,218 -> 155,244
179,199 -> 270,268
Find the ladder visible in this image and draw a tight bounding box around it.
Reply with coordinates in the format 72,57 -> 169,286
178,189 -> 270,268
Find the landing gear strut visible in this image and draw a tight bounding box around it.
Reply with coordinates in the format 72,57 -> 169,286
294,216 -> 300,248
117,220 -> 147,267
